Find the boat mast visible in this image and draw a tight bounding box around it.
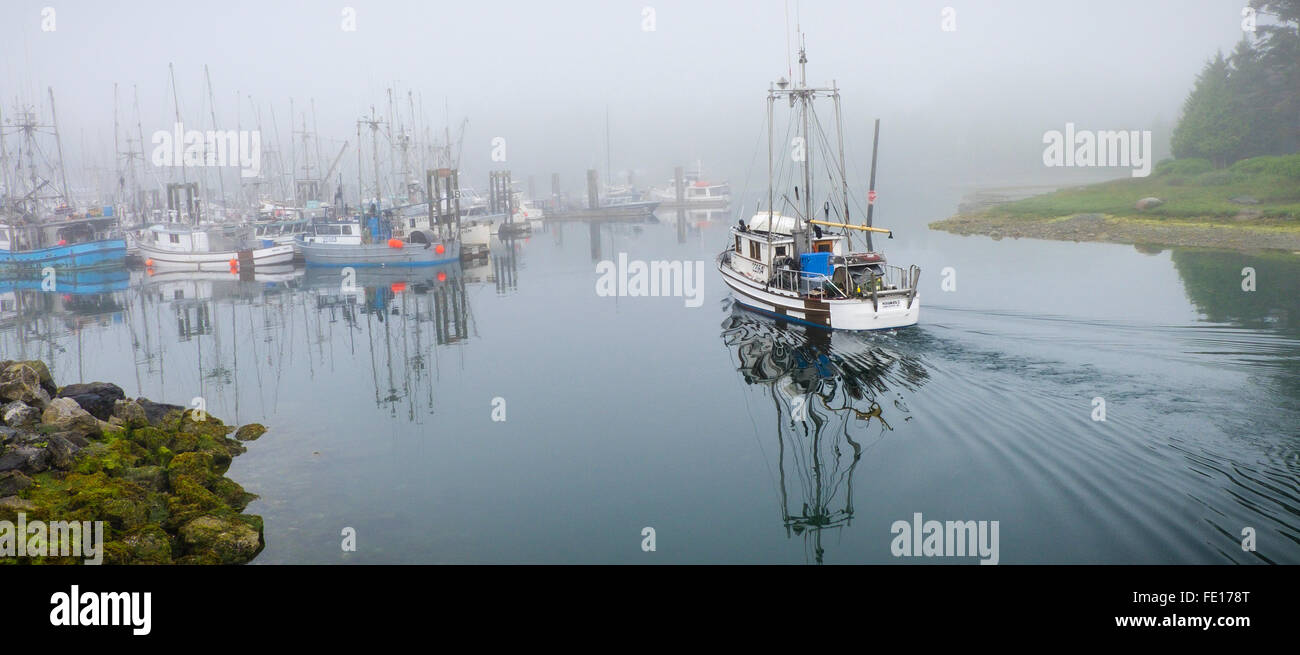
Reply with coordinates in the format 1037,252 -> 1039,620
356,117 -> 363,213
204,65 -> 228,216
113,83 -> 121,211
133,85 -> 147,219
796,39 -> 811,255
289,97 -> 297,206
865,118 -> 880,252
48,87 -> 71,207
832,79 -> 852,250
1,102 -> 10,211
766,83 -> 774,227
168,64 -> 188,202
605,105 -> 611,188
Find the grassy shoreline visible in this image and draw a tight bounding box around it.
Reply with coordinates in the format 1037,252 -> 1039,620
930,155 -> 1300,252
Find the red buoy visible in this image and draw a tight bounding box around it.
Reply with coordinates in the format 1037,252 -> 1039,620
434,243 -> 445,255
391,282 -> 407,293
437,271 -> 446,282
144,258 -> 154,267
387,238 -> 404,249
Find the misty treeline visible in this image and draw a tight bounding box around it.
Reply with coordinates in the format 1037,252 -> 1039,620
1171,0 -> 1299,167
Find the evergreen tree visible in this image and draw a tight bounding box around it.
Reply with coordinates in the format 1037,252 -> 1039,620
1171,53 -> 1247,167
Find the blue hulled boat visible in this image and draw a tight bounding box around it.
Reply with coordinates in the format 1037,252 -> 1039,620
1,216 -> 127,274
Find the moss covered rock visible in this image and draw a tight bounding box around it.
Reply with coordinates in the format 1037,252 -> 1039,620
0,361 -> 268,565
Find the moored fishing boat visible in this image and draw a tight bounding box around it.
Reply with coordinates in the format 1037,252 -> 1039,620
137,223 -> 295,271
1,217 -> 127,273
297,218 -> 458,267
718,39 -> 920,331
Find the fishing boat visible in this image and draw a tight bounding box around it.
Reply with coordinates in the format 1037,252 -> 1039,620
1,217 -> 127,273
297,216 -> 458,267
137,223 -> 295,271
655,164 -> 731,208
718,41 -> 920,331
1,97 -> 127,273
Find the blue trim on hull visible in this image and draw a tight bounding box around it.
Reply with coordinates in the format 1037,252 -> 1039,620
1,239 -> 128,271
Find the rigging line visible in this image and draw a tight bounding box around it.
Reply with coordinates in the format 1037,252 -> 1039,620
731,101 -> 768,230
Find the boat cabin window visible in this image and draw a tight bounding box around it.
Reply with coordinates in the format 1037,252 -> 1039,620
748,240 -> 761,260
169,233 -> 180,244
775,245 -> 788,257
735,236 -> 742,254
814,240 -> 834,253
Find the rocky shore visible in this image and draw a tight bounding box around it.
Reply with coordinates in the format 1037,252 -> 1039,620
930,212 -> 1300,252
0,360 -> 268,564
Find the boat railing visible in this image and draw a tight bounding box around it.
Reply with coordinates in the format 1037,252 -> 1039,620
768,267 -> 847,299
877,264 -> 917,292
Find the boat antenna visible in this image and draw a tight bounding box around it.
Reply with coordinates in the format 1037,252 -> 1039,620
785,0 -> 793,83
865,118 -> 880,252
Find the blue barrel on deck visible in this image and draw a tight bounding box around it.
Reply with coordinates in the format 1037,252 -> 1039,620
799,252 -> 833,277
103,206 -> 114,217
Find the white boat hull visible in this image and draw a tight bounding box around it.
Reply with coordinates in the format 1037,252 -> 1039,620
719,259 -> 919,331
138,243 -> 296,271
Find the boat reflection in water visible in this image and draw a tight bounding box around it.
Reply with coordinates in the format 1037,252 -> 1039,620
721,304 -> 929,563
302,263 -> 473,420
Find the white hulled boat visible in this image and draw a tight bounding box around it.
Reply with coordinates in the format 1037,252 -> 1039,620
138,223 -> 295,271
718,40 -> 920,331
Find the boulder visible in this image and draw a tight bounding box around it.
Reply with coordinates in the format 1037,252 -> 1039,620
0,496 -> 36,513
56,382 -> 125,421
0,426 -> 17,445
0,446 -> 49,474
0,470 -> 32,496
112,398 -> 150,428
119,465 -> 168,492
121,528 -> 174,564
0,363 -> 51,408
137,399 -> 186,427
40,398 -> 102,440
178,516 -> 263,564
0,361 -> 57,394
44,432 -> 82,470
1135,197 -> 1163,210
234,423 -> 267,441
1,401 -> 42,429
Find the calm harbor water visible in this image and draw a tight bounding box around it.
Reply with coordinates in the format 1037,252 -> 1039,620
2,184 -> 1297,564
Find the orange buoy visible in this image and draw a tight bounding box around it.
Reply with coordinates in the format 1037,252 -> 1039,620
434,243 -> 445,255
437,271 -> 446,282
144,258 -> 154,267
390,282 -> 407,293
387,238 -> 404,249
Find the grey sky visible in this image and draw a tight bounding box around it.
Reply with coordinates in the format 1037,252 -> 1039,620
0,0 -> 1259,196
